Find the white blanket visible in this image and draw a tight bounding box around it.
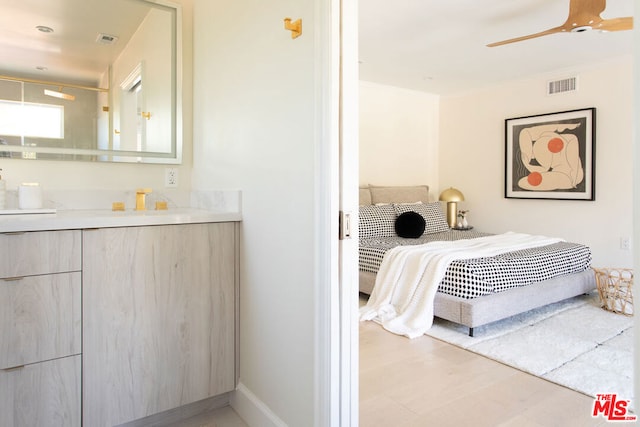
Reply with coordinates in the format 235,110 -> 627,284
359,232 -> 563,338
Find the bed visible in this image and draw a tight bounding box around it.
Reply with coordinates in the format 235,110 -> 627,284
358,184 -> 596,337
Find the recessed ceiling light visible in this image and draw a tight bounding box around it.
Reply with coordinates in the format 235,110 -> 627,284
36,25 -> 54,33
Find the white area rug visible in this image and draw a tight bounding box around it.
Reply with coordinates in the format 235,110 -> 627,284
425,292 -> 635,410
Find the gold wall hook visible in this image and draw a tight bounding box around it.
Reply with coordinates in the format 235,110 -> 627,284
284,17 -> 302,39
141,111 -> 151,120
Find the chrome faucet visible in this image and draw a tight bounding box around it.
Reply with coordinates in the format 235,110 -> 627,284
135,188 -> 152,211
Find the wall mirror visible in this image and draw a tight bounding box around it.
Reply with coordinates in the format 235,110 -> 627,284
0,0 -> 182,163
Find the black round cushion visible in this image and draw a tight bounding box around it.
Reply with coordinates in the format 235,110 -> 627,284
394,211 -> 426,238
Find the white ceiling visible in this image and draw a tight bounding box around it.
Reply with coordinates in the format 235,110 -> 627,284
1,0 -> 633,93
359,0 -> 634,95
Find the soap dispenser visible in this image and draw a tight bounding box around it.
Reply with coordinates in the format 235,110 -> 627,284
0,168 -> 6,210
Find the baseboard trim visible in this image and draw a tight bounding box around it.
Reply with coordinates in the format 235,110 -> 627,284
231,382 -> 288,427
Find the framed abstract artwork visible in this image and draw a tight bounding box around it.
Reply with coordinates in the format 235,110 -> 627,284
505,108 -> 595,200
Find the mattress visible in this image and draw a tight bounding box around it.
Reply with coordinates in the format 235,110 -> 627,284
359,230 -> 593,299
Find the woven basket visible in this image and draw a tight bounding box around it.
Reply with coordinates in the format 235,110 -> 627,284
593,268 -> 634,316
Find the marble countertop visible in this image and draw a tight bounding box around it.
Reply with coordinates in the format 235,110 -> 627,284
0,207 -> 241,233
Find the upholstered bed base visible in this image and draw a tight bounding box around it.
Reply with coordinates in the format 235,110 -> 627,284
360,268 -> 596,336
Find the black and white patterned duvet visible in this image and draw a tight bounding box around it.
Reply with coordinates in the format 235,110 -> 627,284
359,230 -> 592,299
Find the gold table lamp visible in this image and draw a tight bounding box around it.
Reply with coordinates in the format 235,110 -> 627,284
439,187 -> 465,228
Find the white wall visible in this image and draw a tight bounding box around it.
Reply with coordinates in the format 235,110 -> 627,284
439,56 -> 633,268
0,0 -> 193,194
359,81 -> 440,195
191,0 -> 323,425
359,57 -> 633,268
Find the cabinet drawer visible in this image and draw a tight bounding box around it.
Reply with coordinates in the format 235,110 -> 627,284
0,355 -> 81,427
0,230 -> 81,278
0,272 -> 81,369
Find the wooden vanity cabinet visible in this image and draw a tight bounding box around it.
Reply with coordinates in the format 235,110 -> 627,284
82,222 -> 237,426
0,230 -> 82,427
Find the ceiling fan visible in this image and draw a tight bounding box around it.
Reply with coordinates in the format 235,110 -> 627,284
487,0 -> 633,47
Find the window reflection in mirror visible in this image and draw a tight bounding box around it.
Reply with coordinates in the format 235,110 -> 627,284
0,77 -> 106,160
0,0 -> 181,163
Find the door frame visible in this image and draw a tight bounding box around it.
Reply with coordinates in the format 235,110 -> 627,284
315,0 -> 359,425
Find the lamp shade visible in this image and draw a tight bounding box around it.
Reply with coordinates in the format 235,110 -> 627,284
439,187 -> 465,202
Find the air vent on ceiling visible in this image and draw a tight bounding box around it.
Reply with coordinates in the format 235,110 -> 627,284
96,33 -> 119,45
547,76 -> 578,95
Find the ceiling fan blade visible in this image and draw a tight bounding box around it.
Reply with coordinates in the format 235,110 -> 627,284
487,0 -> 632,47
597,16 -> 634,31
567,0 -> 606,24
487,26 -> 564,47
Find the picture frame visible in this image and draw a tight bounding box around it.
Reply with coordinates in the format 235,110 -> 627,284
505,108 -> 595,200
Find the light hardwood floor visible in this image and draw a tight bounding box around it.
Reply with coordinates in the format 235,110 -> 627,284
180,320 -> 614,427
360,320 -> 613,427
169,320 -> 621,427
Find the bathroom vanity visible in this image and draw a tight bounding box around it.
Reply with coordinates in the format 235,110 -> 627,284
0,209 -> 240,426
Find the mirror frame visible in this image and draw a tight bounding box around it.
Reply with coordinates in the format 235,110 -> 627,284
0,0 -> 183,164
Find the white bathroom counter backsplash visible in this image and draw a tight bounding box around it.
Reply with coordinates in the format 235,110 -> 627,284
0,189 -> 241,233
